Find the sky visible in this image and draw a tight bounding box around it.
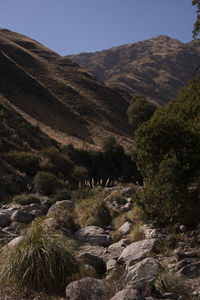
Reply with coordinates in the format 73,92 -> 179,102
0,0 -> 197,56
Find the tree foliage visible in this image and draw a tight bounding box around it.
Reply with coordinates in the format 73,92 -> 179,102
132,79 -> 200,225
127,96 -> 157,131
192,0 -> 200,38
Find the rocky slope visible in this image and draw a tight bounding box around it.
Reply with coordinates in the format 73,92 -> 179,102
0,29 -> 132,148
67,35 -> 200,105
0,185 -> 200,299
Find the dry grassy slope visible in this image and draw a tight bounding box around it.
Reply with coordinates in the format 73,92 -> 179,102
0,29 -> 132,148
67,35 -> 200,105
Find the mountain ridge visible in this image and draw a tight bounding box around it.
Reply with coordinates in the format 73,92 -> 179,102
0,28 -> 133,148
67,35 -> 200,105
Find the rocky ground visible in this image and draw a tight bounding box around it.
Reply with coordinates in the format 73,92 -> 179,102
0,186 -> 199,300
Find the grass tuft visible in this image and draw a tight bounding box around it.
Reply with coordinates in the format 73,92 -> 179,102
155,271 -> 190,297
0,218 -> 79,294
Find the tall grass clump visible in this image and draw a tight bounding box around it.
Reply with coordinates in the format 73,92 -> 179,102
155,271 -> 189,297
0,218 -> 79,294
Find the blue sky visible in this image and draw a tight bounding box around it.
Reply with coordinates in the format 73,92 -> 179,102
0,0 -> 197,56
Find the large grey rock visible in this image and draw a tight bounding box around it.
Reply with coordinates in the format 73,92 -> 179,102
22,203 -> 47,215
74,226 -> 112,246
48,200 -> 74,215
118,239 -> 157,267
66,277 -> 108,300
11,209 -> 34,224
110,288 -> 144,300
126,257 -> 161,290
176,261 -> 200,278
119,222 -> 132,234
108,239 -> 130,259
0,213 -> 11,228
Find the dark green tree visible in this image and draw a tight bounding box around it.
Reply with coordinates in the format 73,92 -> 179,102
127,95 -> 157,132
132,79 -> 200,225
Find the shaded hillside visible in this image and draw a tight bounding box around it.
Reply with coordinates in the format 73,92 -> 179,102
0,29 -> 132,148
67,35 -> 200,105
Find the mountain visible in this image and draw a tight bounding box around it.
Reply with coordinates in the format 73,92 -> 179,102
67,35 -> 200,105
0,29 -> 133,149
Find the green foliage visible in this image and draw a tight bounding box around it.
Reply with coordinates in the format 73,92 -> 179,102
52,188 -> 72,202
0,218 -> 79,294
13,193 -> 41,205
102,136 -> 124,157
127,95 -> 156,131
72,165 -> 88,182
132,79 -> 200,225
34,171 -> 63,196
4,151 -> 40,176
40,147 -> 74,179
192,0 -> 200,38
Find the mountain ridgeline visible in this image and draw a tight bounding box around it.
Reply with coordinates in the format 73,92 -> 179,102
67,35 -> 200,105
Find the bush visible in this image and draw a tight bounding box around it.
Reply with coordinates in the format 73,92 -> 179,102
13,194 -> 41,205
52,188 -> 72,202
34,172 -> 63,196
4,151 -> 40,176
0,218 -> 79,294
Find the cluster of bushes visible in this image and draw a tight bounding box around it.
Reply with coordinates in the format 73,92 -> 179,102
1,136 -> 142,201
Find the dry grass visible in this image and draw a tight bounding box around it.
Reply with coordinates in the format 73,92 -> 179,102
74,191 -> 111,227
127,224 -> 145,242
155,271 -> 190,297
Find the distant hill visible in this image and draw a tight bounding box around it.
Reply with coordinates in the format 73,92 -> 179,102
67,35 -> 200,105
0,28 -> 133,149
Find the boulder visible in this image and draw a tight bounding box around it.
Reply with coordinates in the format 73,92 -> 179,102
126,257 -> 161,291
47,200 -> 74,215
0,213 -> 11,228
118,239 -> 157,267
11,209 -> 35,224
108,239 -> 130,259
119,222 -> 132,234
22,203 -> 47,215
66,277 -> 108,300
110,288 -> 145,300
74,226 -> 112,246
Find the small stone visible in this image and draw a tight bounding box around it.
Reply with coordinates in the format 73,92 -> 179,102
179,225 -> 186,232
106,259 -> 117,271
119,222 -> 132,234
